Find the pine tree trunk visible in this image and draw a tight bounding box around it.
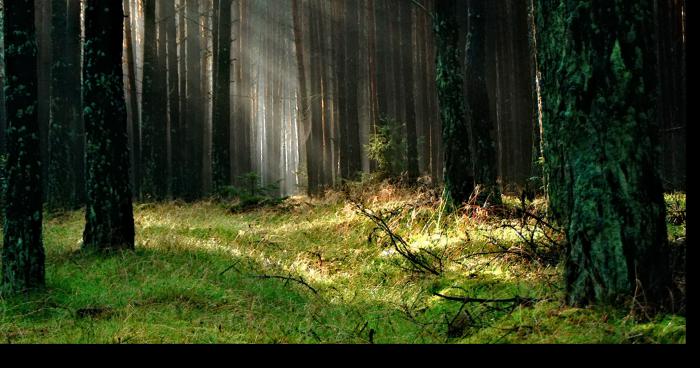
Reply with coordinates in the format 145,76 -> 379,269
434,0 -> 474,207
292,0 -> 311,193
536,0 -> 672,308
125,0 -> 141,199
141,0 -> 168,200
2,0 -> 45,292
401,0 -> 418,182
36,2 -> 51,203
82,0 -> 135,251
213,0 -> 232,190
465,0 -> 501,205
165,0 -> 180,197
186,0 -> 203,200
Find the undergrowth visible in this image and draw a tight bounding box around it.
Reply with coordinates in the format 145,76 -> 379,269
0,184 -> 686,343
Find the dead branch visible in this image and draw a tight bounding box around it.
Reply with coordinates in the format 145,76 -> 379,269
433,292 -> 538,306
352,200 -> 442,275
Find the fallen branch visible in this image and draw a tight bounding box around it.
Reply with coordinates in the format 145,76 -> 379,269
432,292 -> 538,306
353,200 -> 442,275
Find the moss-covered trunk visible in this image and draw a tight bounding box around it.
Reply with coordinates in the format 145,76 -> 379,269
465,0 -> 501,206
536,0 -> 672,308
82,1 -> 135,251
434,0 -> 474,207
2,0 -> 45,292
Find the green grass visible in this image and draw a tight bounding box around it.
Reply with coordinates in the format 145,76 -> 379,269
0,189 -> 686,344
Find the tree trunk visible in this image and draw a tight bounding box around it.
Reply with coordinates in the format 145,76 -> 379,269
165,0 -> 180,197
401,0 -> 418,182
213,0 -> 232,190
124,0 -> 141,199
434,0 -> 474,207
536,0 -> 672,308
465,0 -> 500,205
140,0 -> 167,200
82,0 -> 135,251
2,0 -> 45,292
292,0 -> 311,193
36,2 -> 51,202
185,0 -> 203,200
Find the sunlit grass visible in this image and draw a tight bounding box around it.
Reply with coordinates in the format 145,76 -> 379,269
0,189 -> 686,343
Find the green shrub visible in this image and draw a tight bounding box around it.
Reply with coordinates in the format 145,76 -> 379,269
366,116 -> 407,181
217,172 -> 287,213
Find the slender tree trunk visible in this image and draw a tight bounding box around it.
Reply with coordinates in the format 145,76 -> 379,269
174,0 -> 188,198
125,0 -> 141,199
465,0 -> 501,205
165,0 -> 180,197
186,0 -> 203,200
307,0 -> 322,195
401,0 -> 418,181
213,0 -> 232,190
36,2 -> 51,202
67,0 -> 84,205
292,0 -> 311,194
2,0 -> 45,292
537,0 -> 672,308
233,0 -> 251,182
344,0 -> 361,180
141,0 -> 167,200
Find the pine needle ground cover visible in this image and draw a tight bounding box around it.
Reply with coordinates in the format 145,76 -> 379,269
0,187 -> 685,344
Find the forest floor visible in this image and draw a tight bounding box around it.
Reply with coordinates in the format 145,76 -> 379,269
0,183 -> 686,344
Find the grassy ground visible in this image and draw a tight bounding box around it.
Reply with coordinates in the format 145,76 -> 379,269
0,185 -> 686,344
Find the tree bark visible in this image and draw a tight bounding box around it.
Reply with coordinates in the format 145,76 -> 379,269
213,0 -> 232,190
465,0 -> 501,205
82,0 -> 135,251
2,0 -> 45,292
536,0 -> 672,308
124,0 -> 141,199
434,0 -> 474,207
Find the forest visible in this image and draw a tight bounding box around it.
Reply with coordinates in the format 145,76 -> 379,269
0,0 -> 686,344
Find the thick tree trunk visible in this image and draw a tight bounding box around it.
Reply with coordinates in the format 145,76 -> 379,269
537,0 -> 672,308
434,0 -> 474,207
2,0 -> 45,292
82,0 -> 135,251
